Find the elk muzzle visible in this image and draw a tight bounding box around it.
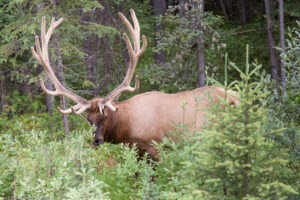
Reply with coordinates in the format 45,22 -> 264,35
93,123 -> 105,146
93,138 -> 103,146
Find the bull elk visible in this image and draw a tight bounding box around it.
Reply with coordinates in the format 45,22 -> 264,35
31,10 -> 239,161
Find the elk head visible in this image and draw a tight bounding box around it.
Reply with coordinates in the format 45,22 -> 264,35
31,9 -> 147,145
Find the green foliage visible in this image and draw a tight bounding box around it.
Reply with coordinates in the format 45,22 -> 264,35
0,115 -> 153,199
3,90 -> 45,115
142,7 -> 224,92
1,1 -> 300,199
142,47 -> 298,199
262,23 -> 300,199
192,47 -> 296,199
285,0 -> 300,17
1,46 -> 299,199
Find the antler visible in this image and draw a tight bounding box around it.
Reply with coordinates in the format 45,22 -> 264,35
98,9 -> 147,114
31,16 -> 91,114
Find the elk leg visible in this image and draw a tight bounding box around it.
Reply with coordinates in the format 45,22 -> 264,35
146,145 -> 160,162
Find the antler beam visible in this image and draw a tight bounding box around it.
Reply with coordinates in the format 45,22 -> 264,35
31,16 -> 91,114
98,9 -> 147,114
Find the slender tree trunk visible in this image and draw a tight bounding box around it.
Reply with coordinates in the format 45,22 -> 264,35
151,0 -> 167,64
0,71 -> 6,113
82,12 -> 99,96
279,0 -> 286,89
243,78 -> 250,197
219,0 -> 229,20
237,0 -> 248,26
96,3 -> 113,94
38,0 -> 53,115
20,82 -> 30,95
20,69 -> 30,95
264,0 -> 280,91
43,61 -> 55,116
196,0 -> 206,88
54,33 -> 70,134
179,0 -> 186,18
44,80 -> 54,116
52,0 -> 70,133
102,36 -> 113,94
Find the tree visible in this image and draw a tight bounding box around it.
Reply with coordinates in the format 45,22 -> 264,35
151,0 -> 167,64
179,0 -> 186,18
237,0 -> 248,26
0,70 -> 6,113
39,1 -> 54,115
218,0 -> 229,20
148,46 -> 298,199
264,0 -> 280,92
191,0 -> 206,87
96,3 -> 114,94
82,12 -> 99,96
45,76 -> 55,116
279,0 -> 286,89
20,69 -> 30,95
51,0 -> 70,133
55,32 -> 70,133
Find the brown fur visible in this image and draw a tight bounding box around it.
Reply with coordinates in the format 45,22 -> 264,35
87,86 -> 239,161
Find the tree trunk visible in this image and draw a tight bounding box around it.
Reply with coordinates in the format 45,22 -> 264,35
264,0 -> 280,91
52,0 -> 70,133
38,1 -> 53,115
54,33 -> 70,134
279,0 -> 286,89
0,71 -> 6,113
44,79 -> 54,116
237,0 -> 248,26
151,0 -> 167,64
179,0 -> 186,18
219,0 -> 229,20
103,39 -> 112,94
20,69 -> 30,95
43,62 -> 55,116
243,79 -> 250,197
82,12 -> 99,96
196,0 -> 206,88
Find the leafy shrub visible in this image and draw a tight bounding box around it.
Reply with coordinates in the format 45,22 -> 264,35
262,22 -> 300,200
0,114 -> 154,199
142,46 -> 298,199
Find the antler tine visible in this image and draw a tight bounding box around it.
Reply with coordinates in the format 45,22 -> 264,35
137,35 -> 147,57
118,12 -> 135,46
58,103 -> 82,114
130,9 -> 140,52
40,79 -> 60,96
98,9 -> 147,114
123,33 -> 134,61
32,16 -> 91,115
41,17 -> 47,57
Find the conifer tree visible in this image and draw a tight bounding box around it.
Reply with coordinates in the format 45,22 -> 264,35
193,46 -> 296,199
159,46 -> 297,199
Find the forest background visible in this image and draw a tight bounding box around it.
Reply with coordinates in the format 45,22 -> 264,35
0,0 -> 299,199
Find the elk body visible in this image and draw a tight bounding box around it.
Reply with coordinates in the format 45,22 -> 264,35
32,10 -> 239,161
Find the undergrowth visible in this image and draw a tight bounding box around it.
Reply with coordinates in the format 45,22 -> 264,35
1,42 -> 299,199
0,113 -> 154,200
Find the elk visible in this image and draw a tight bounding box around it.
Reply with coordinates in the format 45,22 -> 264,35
32,10 -> 239,161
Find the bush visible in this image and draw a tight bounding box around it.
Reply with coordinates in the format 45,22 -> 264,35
143,46 -> 298,199
0,114 -> 154,199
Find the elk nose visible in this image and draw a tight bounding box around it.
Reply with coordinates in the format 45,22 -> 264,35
93,139 -> 103,146
87,118 -> 94,125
